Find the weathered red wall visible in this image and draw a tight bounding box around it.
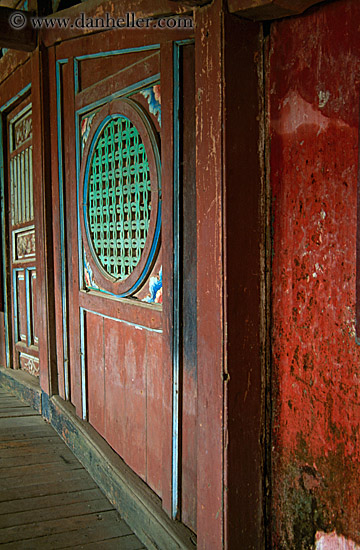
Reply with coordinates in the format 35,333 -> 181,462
270,1 -> 360,547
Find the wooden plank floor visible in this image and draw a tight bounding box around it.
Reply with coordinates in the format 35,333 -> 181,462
0,387 -> 147,549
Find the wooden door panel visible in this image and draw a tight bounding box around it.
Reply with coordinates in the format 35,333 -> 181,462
77,49 -> 159,93
7,99 -> 39,376
30,269 -> 38,346
75,51 -> 160,112
13,269 -> 26,344
55,32 -> 196,532
104,319 -> 147,481
146,330 -> 163,496
86,311 -> 106,437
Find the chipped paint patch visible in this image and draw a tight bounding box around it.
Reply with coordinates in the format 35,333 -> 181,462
272,90 -> 348,136
316,531 -> 360,549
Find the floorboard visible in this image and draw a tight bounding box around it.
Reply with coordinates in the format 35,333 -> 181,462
0,387 -> 147,549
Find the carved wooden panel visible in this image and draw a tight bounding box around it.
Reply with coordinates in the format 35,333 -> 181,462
7,98 -> 39,375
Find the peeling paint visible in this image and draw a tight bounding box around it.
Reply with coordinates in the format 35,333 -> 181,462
270,0 -> 360,547
316,531 -> 360,550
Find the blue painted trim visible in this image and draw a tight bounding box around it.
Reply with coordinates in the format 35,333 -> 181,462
81,306 -> 163,333
74,44 -> 160,63
172,39 -> 194,47
0,84 -> 31,114
171,42 -> 181,521
76,73 -> 161,116
25,268 -> 31,347
75,107 -> 84,292
56,59 -> 70,400
80,307 -> 87,420
12,269 -> 20,344
0,83 -> 31,368
74,58 -> 80,95
0,116 -> 10,367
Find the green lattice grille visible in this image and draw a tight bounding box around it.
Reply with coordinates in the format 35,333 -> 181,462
87,116 -> 151,280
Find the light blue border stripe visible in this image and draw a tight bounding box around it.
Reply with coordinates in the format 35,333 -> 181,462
80,307 -> 87,420
0,116 -> 9,367
170,37 -> 194,520
56,59 -> 70,400
25,268 -> 31,346
74,58 -> 80,95
0,84 -> 31,368
12,269 -> 20,344
172,41 -> 181,521
0,84 -> 31,114
75,95 -> 84,291
75,45 -> 160,62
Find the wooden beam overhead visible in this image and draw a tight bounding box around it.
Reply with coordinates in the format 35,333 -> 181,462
227,0 -> 326,20
0,7 -> 36,52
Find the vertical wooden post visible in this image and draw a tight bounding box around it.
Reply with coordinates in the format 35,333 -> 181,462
195,2 -> 225,547
31,46 -> 58,397
48,45 -> 66,400
223,14 -> 265,550
195,2 -> 265,548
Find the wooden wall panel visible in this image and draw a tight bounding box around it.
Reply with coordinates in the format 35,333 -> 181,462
146,330 -> 163,496
86,312 -> 105,437
104,319 -> 147,481
78,50 -> 157,92
16,271 -> 26,346
30,271 -> 38,346
84,313 -> 164,491
120,323 -> 147,479
103,319 -> 126,463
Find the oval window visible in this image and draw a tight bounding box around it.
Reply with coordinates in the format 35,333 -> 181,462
80,99 -> 161,296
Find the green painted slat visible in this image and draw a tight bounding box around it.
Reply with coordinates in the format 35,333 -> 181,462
87,116 -> 151,280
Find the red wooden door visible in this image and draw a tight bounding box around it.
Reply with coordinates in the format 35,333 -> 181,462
6,96 -> 39,376
52,29 -> 196,532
